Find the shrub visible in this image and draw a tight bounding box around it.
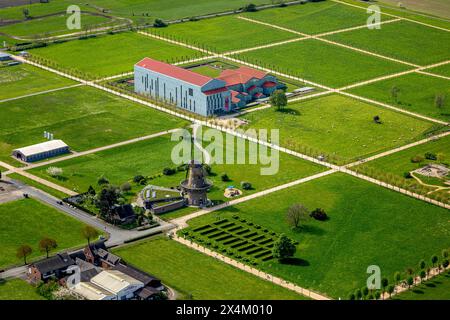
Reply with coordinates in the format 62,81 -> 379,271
163,167 -> 176,176
120,182 -> 132,192
153,19 -> 167,27
243,3 -> 258,12
133,175 -> 145,183
310,208 -> 328,221
241,181 -> 252,190
221,173 -> 230,182
425,152 -> 437,160
403,172 -> 412,179
411,155 -> 424,163
97,176 -> 109,186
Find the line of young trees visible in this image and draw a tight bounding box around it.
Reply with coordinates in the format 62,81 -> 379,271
348,249 -> 450,300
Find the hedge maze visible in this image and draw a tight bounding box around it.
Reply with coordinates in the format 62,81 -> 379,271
182,215 -> 297,265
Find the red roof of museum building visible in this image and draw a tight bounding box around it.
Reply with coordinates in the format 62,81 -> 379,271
217,66 -> 268,87
136,57 -> 213,86
203,87 -> 228,95
263,81 -> 277,88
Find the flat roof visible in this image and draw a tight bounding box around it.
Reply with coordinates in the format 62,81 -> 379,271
13,140 -> 68,157
72,282 -> 115,300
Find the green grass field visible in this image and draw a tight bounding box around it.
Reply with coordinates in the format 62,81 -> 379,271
0,1 -> 93,20
71,0 -> 272,23
113,237 -> 307,300
393,271 -> 450,300
237,39 -> 411,88
380,0 -> 450,19
185,173 -> 450,298
0,198 -> 95,269
427,63 -> 450,77
347,73 -> 450,122
0,86 -> 188,164
7,173 -> 70,199
29,32 -> 204,77
0,64 -> 75,100
0,13 -> 114,38
242,1 -> 371,34
0,279 -> 43,300
188,65 -> 223,77
356,134 -> 450,182
325,21 -> 450,66
152,15 -> 298,52
29,131 -> 325,197
240,94 -> 437,162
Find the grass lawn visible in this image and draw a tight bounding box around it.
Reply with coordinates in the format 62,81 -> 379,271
325,21 -> 450,66
185,173 -> 450,299
151,15 -> 298,52
347,73 -> 450,122
0,13 -> 114,38
237,39 -> 411,88
356,134 -> 450,182
0,198 -> 95,269
242,1 -> 371,34
0,63 -> 75,100
0,279 -> 43,300
113,236 -> 307,300
68,0 -> 272,23
240,94 -> 438,162
0,1 -> 93,20
427,63 -> 450,77
393,271 -> 450,300
0,86 -> 188,164
29,32 -> 205,77
188,65 -> 223,77
29,131 -> 325,198
379,0 -> 450,20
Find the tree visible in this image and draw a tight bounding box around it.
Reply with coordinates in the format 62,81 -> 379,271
87,185 -> 96,196
387,285 -> 395,298
285,203 -> 309,229
82,225 -> 99,245
97,176 -> 109,186
394,272 -> 401,286
272,234 -> 296,261
406,276 -> 414,288
362,286 -> 369,300
419,259 -> 426,270
348,293 -> 355,300
373,115 -> 382,124
419,270 -> 426,282
425,152 -> 437,160
390,85 -> 400,102
355,288 -> 362,300
95,185 -> 120,220
16,245 -> 33,265
39,238 -> 57,258
374,291 -> 381,300
221,173 -> 230,182
240,181 -> 252,190
22,8 -> 30,19
46,167 -> 63,178
431,255 -> 439,268
434,93 -> 446,109
270,90 -> 288,111
381,277 -> 389,298
120,182 -> 132,192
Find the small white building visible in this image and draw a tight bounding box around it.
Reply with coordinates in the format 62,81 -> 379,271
12,140 -> 69,162
90,270 -> 144,300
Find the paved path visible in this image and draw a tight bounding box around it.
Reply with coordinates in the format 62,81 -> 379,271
0,84 -> 84,104
173,235 -> 331,300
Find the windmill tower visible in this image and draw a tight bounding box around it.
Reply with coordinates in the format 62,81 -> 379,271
180,160 -> 212,207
